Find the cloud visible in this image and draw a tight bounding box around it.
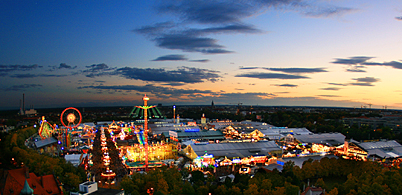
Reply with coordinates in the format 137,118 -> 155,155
332,56 -> 374,65
4,84 -> 42,91
346,68 -> 366,72
266,67 -> 327,73
136,0 -> 353,55
152,54 -> 188,61
82,65 -> 221,84
328,83 -> 347,86
156,1 -> 255,24
58,63 -> 77,69
352,77 -> 379,83
350,77 -> 380,86
115,66 -> 221,83
396,16 -> 402,21
10,74 -> 68,78
363,61 -> 402,69
303,6 -> 355,18
49,63 -> 77,70
320,87 -> 341,91
134,22 -> 176,36
152,54 -> 210,62
83,63 -> 117,78
193,24 -> 262,34
154,34 -> 233,54
84,63 -> 115,72
274,84 -> 298,87
189,59 -> 210,63
332,56 -> 402,71
235,72 -> 310,79
0,64 -> 43,72
161,83 -> 187,86
325,77 -> 380,87
157,0 -> 353,24
349,82 -> 375,86
78,84 -> 214,98
317,95 -> 341,97
239,66 -> 260,70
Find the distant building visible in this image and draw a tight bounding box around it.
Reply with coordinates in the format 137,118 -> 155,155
25,109 -> 37,116
259,127 -> 312,140
357,140 -> 402,159
293,133 -> 346,146
165,130 -> 225,142
336,140 -> 402,161
184,141 -> 282,159
34,137 -> 59,155
343,115 -> 402,131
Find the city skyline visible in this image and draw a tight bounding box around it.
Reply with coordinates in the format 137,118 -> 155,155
1,0 -> 402,110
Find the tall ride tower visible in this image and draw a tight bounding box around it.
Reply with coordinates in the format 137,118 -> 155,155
135,94 -> 156,171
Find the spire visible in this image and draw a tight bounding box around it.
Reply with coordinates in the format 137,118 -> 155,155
20,179 -> 34,195
211,100 -> 214,108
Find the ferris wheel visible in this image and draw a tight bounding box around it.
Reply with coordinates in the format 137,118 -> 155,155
60,107 -> 82,129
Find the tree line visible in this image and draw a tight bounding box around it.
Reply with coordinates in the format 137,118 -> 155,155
120,157 -> 402,195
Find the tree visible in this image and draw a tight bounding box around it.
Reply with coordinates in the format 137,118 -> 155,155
244,183 -> 259,195
344,173 -> 358,193
63,172 -> 81,191
315,178 -> 326,189
197,185 -> 210,195
182,181 -> 195,195
284,182 -> 299,195
227,186 -> 242,195
260,179 -> 272,191
214,185 -> 227,195
191,170 -> 205,183
327,187 -> 338,195
272,187 -> 286,195
119,175 -> 136,194
156,178 -> 169,195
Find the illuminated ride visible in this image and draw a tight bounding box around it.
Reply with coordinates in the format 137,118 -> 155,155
38,116 -> 55,139
134,94 -> 154,171
61,107 -> 82,129
60,107 -> 82,148
135,127 -> 146,145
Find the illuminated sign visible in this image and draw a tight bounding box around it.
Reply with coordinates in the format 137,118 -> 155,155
203,154 -> 214,158
188,122 -> 196,126
232,158 -> 241,163
184,128 -> 200,132
169,131 -> 178,138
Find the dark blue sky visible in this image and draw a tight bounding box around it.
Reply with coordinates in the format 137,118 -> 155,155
1,0 -> 402,110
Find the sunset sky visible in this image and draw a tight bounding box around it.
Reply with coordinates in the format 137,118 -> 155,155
1,0 -> 402,110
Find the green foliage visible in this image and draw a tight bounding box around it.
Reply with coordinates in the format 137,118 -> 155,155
227,186 -> 242,195
243,183 -> 259,194
191,170 -> 205,183
182,181 -> 196,195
